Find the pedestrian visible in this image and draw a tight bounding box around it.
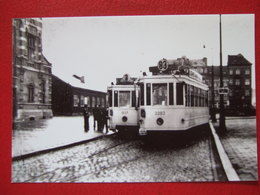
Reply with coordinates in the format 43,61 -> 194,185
93,105 -> 98,130
104,106 -> 109,134
97,105 -> 103,132
83,105 -> 89,132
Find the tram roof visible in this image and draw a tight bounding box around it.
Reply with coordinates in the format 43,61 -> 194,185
137,73 -> 208,90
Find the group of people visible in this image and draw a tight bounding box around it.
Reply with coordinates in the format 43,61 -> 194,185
82,105 -> 108,133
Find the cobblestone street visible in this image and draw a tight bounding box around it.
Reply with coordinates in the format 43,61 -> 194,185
12,127 -> 219,182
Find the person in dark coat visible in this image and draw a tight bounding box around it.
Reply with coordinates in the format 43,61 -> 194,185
93,105 -> 98,130
97,105 -> 104,132
104,106 -> 109,134
83,105 -> 89,132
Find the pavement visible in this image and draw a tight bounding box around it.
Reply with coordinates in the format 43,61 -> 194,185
212,116 -> 258,181
12,115 -> 113,159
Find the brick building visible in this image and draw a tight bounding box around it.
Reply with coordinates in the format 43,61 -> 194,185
12,18 -> 53,121
52,75 -> 107,116
191,54 -> 253,113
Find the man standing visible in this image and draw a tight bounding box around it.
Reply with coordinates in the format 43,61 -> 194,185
93,105 -> 98,130
83,105 -> 89,132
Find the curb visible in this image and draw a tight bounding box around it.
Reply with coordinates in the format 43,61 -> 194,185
12,133 -> 115,161
209,122 -> 240,181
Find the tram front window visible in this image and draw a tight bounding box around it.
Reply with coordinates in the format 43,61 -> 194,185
119,91 -> 131,107
152,83 -> 167,106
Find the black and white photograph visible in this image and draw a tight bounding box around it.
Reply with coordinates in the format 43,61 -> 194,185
12,14 -> 257,182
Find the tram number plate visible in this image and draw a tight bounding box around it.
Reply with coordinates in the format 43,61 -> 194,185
121,111 -> 128,115
155,111 -> 165,116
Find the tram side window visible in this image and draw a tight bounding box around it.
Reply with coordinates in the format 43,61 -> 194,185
205,91 -> 209,107
152,83 -> 167,106
108,90 -> 112,107
114,91 -> 118,107
119,91 -> 130,107
140,83 -> 144,106
190,86 -> 194,107
198,88 -> 201,107
201,90 -> 204,107
169,83 -> 174,105
185,84 -> 190,107
176,83 -> 183,105
194,87 -> 198,107
146,83 -> 151,105
131,91 -> 136,107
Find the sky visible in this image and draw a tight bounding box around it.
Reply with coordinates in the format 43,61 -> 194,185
42,14 -> 255,92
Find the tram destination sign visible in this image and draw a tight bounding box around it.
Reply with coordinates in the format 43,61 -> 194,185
218,87 -> 229,94
157,58 -> 169,71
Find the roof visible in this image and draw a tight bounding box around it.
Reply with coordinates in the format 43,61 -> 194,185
42,54 -> 52,66
227,54 -> 252,66
52,74 -> 106,94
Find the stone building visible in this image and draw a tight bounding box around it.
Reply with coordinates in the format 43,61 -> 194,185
12,18 -> 53,121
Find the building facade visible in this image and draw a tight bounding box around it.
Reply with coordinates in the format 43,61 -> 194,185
194,54 -> 253,114
52,75 -> 107,115
12,18 -> 53,121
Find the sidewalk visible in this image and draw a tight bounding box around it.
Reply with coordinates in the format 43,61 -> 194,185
213,116 -> 258,181
12,116 -> 113,158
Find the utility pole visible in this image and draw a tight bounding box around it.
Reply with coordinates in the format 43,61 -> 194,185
211,65 -> 216,122
219,14 -> 226,133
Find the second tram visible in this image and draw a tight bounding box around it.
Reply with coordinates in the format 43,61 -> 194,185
107,75 -> 140,134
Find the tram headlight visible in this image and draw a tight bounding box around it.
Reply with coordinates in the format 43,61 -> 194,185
122,116 -> 128,122
141,109 -> 146,118
157,118 -> 164,126
110,110 -> 113,116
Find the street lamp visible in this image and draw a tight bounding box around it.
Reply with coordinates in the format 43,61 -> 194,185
219,14 -> 226,132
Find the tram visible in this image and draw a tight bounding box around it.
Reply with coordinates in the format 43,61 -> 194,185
137,58 -> 209,136
107,74 -> 140,134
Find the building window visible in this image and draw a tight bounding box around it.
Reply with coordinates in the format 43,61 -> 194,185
229,69 -> 233,75
245,69 -> 250,75
28,84 -> 34,103
101,98 -> 105,107
97,97 -> 101,106
229,80 -> 233,85
40,81 -> 46,103
80,95 -> 84,107
27,35 -> 35,61
74,95 -> 79,107
235,79 -> 240,85
245,79 -> 250,85
224,81 -> 228,87
84,96 -> 89,106
92,96 -> 96,107
245,90 -> 250,96
235,69 -> 240,75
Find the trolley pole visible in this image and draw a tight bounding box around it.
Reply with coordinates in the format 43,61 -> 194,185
211,65 -> 217,122
219,14 -> 226,133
